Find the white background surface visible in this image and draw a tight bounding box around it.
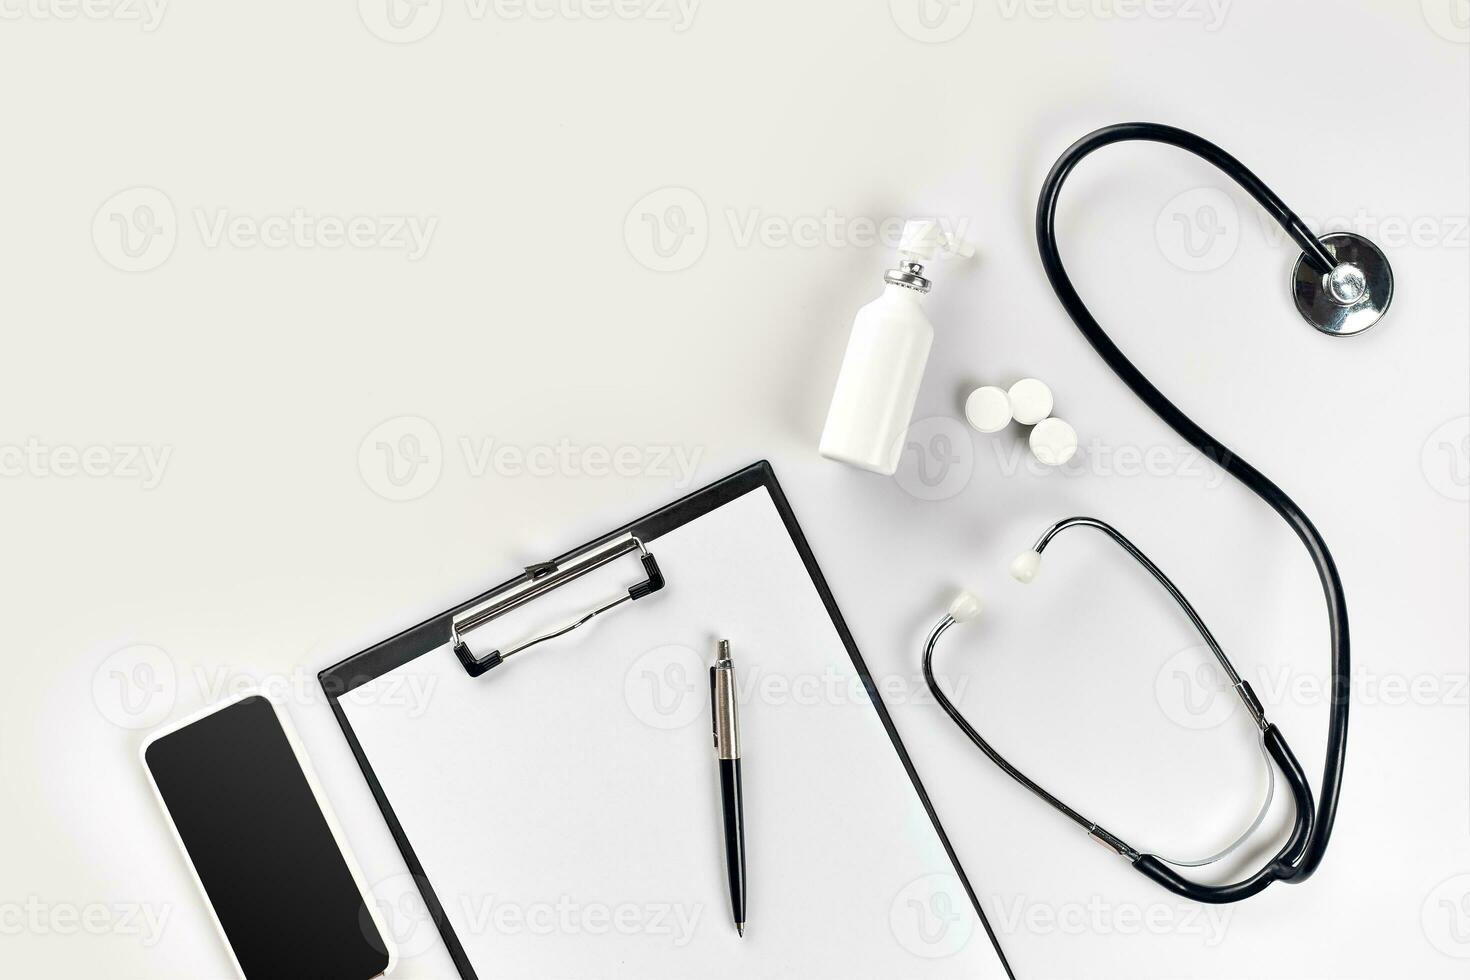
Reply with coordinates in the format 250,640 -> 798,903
1,1 -> 1466,977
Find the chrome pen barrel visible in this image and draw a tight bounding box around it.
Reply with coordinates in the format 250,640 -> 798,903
711,641 -> 740,760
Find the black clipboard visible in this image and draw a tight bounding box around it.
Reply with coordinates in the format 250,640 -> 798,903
319,461 -> 1014,979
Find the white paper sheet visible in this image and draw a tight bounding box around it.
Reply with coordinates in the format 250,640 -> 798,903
341,486 -> 1009,979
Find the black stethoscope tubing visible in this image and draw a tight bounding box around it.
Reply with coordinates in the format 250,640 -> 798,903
924,123 -> 1351,905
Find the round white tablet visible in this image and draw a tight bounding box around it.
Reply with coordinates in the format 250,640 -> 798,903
964,386 -> 1013,433
1008,378 -> 1055,425
1029,417 -> 1078,466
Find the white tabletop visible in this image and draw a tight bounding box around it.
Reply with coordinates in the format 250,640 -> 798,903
2,2 -> 1467,978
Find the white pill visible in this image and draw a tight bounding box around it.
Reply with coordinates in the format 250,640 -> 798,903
1008,378 -> 1054,425
1029,417 -> 1078,466
964,386 -> 1013,433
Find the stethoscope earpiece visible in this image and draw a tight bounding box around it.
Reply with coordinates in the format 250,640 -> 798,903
1008,550 -> 1042,584
946,591 -> 983,624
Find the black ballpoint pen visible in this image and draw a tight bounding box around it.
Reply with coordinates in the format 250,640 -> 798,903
710,640 -> 746,938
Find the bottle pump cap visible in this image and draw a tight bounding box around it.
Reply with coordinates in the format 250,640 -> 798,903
885,220 -> 975,293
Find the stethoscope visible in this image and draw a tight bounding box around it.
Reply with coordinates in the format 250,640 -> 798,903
922,123 -> 1390,905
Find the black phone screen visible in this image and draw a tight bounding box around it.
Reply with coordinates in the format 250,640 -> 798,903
144,695 -> 390,979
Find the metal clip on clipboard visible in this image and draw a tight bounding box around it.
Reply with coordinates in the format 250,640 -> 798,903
449,536 -> 666,677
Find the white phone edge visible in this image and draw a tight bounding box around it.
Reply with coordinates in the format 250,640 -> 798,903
139,688 -> 399,979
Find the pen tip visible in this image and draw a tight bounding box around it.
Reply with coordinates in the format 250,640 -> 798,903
736,922 -> 744,937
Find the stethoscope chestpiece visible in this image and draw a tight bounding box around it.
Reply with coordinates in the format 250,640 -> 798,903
1292,232 -> 1394,337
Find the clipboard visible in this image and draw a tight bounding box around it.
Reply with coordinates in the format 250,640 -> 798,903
319,461 -> 1013,979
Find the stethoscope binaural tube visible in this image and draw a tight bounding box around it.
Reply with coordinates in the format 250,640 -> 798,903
922,518 -> 1317,904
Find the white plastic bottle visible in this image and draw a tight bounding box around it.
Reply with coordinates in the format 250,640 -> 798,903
819,220 -> 973,474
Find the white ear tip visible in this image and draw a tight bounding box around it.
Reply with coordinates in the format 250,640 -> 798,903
1010,551 -> 1043,584
947,591 -> 983,623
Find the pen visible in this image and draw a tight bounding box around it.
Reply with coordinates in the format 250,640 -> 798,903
711,640 -> 746,938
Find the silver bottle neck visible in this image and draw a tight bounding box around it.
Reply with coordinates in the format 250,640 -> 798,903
884,260 -> 932,294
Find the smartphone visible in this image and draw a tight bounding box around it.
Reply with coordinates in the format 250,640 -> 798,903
142,692 -> 394,979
